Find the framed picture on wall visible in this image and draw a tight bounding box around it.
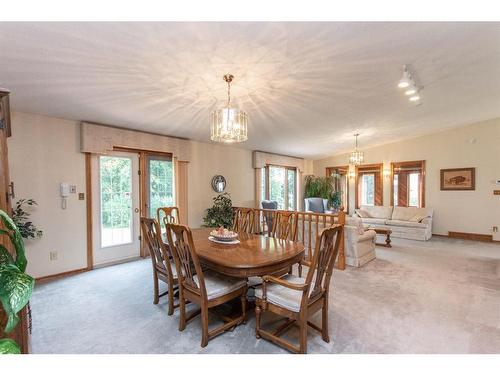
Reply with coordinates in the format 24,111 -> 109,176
440,168 -> 475,191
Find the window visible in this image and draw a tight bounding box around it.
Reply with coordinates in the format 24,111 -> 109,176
326,166 -> 349,211
391,160 -> 425,207
262,165 -> 297,210
356,164 -> 383,208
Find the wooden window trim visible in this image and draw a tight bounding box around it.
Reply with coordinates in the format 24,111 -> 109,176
390,160 -> 425,207
355,163 -> 383,209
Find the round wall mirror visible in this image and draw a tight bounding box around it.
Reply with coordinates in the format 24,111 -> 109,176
211,175 -> 226,193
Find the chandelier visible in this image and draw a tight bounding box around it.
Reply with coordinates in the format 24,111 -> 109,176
349,133 -> 364,166
210,74 -> 248,143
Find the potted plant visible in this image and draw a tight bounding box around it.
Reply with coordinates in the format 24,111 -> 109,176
0,209 -> 35,354
202,192 -> 233,228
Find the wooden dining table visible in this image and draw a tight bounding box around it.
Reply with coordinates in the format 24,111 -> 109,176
189,228 -> 305,278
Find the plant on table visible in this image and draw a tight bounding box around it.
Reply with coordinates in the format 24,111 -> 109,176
304,175 -> 336,208
0,209 -> 35,354
202,193 -> 233,228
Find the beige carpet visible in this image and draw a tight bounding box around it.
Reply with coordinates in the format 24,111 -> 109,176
29,236 -> 500,353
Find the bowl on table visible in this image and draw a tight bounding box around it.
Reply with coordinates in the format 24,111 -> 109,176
209,228 -> 238,242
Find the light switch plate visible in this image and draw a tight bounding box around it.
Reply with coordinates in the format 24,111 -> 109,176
70,185 -> 77,193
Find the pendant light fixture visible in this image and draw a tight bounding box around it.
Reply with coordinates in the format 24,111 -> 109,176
210,74 -> 248,143
349,133 -> 364,166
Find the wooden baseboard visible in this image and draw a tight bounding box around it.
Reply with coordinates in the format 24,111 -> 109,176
35,267 -> 88,284
448,231 -> 493,242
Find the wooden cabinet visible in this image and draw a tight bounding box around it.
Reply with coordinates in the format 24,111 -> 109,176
0,88 -> 29,353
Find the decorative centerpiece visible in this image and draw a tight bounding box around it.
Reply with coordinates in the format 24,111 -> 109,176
209,227 -> 239,244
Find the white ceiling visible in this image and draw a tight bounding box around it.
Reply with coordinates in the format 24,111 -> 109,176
1,22 -> 499,159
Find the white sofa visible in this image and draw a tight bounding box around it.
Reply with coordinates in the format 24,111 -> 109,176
354,205 -> 434,241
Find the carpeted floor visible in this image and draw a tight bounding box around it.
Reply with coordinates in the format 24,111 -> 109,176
30,237 -> 500,354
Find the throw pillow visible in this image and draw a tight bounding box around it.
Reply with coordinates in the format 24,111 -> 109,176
409,214 -> 427,222
355,209 -> 371,218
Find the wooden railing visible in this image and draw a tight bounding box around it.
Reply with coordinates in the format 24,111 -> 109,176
233,207 -> 346,270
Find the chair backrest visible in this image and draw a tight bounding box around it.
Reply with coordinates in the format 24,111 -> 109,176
157,206 -> 180,229
304,198 -> 327,213
261,200 -> 278,210
232,207 -> 254,233
164,223 -> 207,300
140,217 -> 175,277
304,225 -> 343,303
270,210 -> 298,241
261,200 -> 278,236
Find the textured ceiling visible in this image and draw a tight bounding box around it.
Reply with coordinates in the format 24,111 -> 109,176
1,22 -> 499,159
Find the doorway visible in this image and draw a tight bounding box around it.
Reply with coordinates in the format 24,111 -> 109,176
90,150 -> 175,267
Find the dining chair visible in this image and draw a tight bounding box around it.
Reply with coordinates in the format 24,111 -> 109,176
254,224 -> 343,354
165,223 -> 248,348
140,217 -> 180,316
232,207 -> 254,234
270,210 -> 298,241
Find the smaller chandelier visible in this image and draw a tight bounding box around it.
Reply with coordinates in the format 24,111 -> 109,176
211,74 -> 248,143
349,133 -> 364,166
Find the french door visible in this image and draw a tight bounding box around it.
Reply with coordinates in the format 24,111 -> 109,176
92,151 -> 141,266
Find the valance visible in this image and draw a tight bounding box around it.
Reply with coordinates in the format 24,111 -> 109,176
80,122 -> 191,161
252,151 -> 304,172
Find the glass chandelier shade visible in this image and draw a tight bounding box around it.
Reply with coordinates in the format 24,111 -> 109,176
210,74 -> 248,143
349,134 -> 364,166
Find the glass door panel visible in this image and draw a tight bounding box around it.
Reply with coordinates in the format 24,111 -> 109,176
100,156 -> 133,247
146,155 -> 174,221
92,151 -> 140,267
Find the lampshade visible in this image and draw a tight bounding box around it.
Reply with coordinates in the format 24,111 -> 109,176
210,74 -> 248,144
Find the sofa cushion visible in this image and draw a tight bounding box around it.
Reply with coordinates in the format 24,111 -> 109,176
360,217 -> 387,225
346,216 -> 366,235
360,205 -> 393,219
392,206 -> 433,221
386,219 -> 428,229
355,209 -> 371,218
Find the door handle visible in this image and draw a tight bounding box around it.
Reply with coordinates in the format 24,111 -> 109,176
8,182 -> 15,199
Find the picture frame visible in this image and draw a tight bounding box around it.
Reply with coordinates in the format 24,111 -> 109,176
440,168 -> 475,191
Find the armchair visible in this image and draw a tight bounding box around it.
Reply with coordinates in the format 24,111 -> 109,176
304,198 -> 331,214
254,225 -> 343,354
344,216 -> 376,267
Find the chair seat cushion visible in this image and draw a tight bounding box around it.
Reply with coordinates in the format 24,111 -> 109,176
247,276 -> 263,287
194,271 -> 246,300
254,275 -> 309,312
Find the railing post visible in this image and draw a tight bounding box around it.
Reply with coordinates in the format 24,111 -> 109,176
335,210 -> 346,270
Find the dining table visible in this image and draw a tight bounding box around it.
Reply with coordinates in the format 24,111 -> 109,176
188,227 -> 305,278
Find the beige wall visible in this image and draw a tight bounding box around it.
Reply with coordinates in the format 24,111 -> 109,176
313,118 -> 500,237
8,111 -> 255,278
8,112 -> 88,278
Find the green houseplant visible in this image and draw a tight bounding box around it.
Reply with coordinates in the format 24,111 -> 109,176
0,209 -> 35,354
202,193 -> 233,228
304,175 -> 335,207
